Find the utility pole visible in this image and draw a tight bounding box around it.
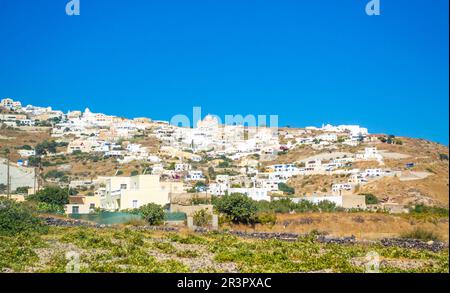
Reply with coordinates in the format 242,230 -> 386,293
67,175 -> 71,198
3,148 -> 11,198
33,166 -> 37,195
37,154 -> 42,192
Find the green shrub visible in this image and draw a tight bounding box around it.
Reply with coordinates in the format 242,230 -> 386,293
317,200 -> 338,212
36,202 -> 65,214
15,186 -> 30,194
278,183 -> 295,195
0,198 -> 47,236
139,203 -> 165,225
44,170 -> 65,179
362,193 -> 379,205
28,186 -> 71,206
410,204 -> 449,218
256,212 -> 277,225
193,209 -> 211,227
213,193 -> 257,224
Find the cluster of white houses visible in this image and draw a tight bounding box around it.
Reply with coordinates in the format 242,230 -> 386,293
2,98 -> 401,214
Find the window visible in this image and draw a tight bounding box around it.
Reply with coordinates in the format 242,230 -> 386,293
89,203 -> 95,209
72,206 -> 79,214
120,184 -> 127,189
132,200 -> 138,209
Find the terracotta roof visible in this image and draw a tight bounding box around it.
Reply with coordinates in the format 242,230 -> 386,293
69,196 -> 85,204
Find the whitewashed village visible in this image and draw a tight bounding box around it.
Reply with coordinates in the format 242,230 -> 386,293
1,97 -> 436,217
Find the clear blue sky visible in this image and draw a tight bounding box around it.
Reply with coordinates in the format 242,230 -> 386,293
0,0 -> 448,144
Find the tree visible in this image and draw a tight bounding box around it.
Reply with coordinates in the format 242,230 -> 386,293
35,140 -> 58,155
28,156 -> 41,167
213,193 -> 257,224
0,198 -> 46,235
278,182 -> 295,195
139,203 -> 165,225
28,186 -> 71,206
0,183 -> 6,193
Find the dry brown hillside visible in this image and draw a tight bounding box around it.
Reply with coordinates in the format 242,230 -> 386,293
274,137 -> 449,207
0,126 -> 51,161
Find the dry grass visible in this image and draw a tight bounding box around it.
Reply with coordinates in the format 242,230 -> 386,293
360,175 -> 449,207
287,174 -> 349,195
228,212 -> 449,241
0,127 -> 51,161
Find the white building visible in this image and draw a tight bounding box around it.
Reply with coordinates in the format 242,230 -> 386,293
361,168 -> 385,177
99,175 -> 184,210
18,149 -> 36,158
356,147 -> 383,162
175,163 -> 191,172
331,183 -> 353,194
185,170 -> 204,181
228,187 -> 271,201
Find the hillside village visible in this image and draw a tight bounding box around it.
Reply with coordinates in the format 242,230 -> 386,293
1,97 -> 449,220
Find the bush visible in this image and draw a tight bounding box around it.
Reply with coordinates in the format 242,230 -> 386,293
36,202 -> 65,214
0,198 -> 46,236
15,186 -> 30,194
363,193 -> 379,205
293,200 -> 319,212
409,204 -> 449,218
35,140 -> 58,155
139,203 -> 165,225
213,193 -> 257,224
255,198 -> 294,213
256,212 -> 277,225
278,183 -> 295,195
44,170 -> 65,179
27,186 -> 71,206
316,200 -> 337,212
401,228 -> 441,241
192,209 -> 211,227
